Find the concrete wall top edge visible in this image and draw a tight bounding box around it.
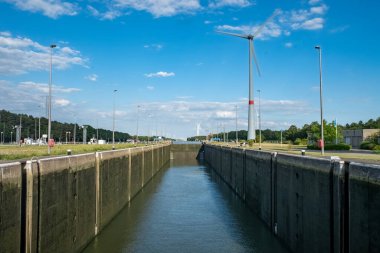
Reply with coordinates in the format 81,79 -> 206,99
38,156 -> 70,175
231,147 -> 245,154
276,153 -> 332,172
98,149 -> 129,160
69,153 -> 96,168
0,161 -> 21,168
245,149 -> 273,159
349,162 -> 380,184
0,162 -> 22,186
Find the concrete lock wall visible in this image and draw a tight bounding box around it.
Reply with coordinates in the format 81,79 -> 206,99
0,162 -> 22,253
204,144 -> 380,253
349,162 -> 380,253
6,143 -> 171,253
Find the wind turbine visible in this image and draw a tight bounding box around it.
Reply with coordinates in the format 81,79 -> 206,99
217,10 -> 279,141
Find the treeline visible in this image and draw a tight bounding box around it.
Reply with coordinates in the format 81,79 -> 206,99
0,109 -> 132,142
187,117 -> 380,143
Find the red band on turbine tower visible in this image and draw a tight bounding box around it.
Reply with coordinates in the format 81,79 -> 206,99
249,100 -> 254,105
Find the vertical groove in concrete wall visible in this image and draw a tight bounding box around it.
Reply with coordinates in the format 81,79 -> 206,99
0,162 -> 22,253
245,150 -> 273,228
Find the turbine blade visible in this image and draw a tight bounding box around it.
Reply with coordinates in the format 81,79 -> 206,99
251,41 -> 261,77
253,9 -> 281,38
216,30 -> 249,39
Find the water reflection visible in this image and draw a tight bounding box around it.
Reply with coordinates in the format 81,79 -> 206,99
83,159 -> 288,253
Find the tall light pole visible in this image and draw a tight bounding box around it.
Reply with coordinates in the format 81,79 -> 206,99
136,105 -> 141,143
1,132 -> 3,144
112,89 -> 118,146
48,44 -> 56,154
315,46 -> 324,155
235,105 -> 238,143
11,131 -> 13,144
257,89 -> 262,149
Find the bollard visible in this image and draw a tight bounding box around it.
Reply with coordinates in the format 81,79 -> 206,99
301,150 -> 305,156
259,147 -> 262,150
67,149 -> 72,155
112,146 -> 115,150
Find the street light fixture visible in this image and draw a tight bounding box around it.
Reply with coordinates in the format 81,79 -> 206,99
48,44 -> 56,154
112,89 -> 118,146
315,45 -> 325,155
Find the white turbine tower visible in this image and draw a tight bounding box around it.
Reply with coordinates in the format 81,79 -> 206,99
217,10 -> 279,141
196,123 -> 201,136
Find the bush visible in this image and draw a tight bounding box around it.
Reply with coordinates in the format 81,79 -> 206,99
294,138 -> 302,145
247,139 -> 254,147
360,141 -> 376,150
307,143 -> 351,150
293,138 -> 308,145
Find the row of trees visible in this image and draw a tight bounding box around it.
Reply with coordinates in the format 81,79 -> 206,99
187,117 -> 380,143
0,110 -> 132,143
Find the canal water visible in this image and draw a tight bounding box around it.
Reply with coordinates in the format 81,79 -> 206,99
83,160 -> 289,253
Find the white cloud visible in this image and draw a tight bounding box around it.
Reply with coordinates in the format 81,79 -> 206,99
87,5 -> 122,20
18,81 -> 81,93
55,98 -> 70,106
292,17 -> 324,30
204,20 -> 213,24
0,31 -> 11,37
145,71 -> 175,78
114,0 -> 201,17
308,0 -> 321,5
3,0 -> 77,18
0,32 -> 86,75
144,44 -> 163,50
285,42 -> 293,48
209,0 -> 252,8
147,85 -> 155,90
216,4 -> 328,39
216,22 -> 282,40
85,74 -> 98,82
0,80 -> 78,115
310,4 -> 328,15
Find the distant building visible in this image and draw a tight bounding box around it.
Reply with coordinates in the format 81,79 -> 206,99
342,129 -> 380,148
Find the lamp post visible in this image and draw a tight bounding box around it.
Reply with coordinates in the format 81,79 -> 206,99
315,46 -> 324,155
112,89 -> 118,146
235,105 -> 238,143
1,132 -> 3,144
257,89 -> 262,150
136,105 -> 141,143
11,131 -> 13,144
48,44 -> 56,154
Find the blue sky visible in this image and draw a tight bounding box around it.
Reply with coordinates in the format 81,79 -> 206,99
0,0 -> 379,139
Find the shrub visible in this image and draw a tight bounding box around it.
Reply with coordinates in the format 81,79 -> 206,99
307,143 -> 351,150
247,139 -> 254,147
294,138 -> 302,145
360,141 -> 376,150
